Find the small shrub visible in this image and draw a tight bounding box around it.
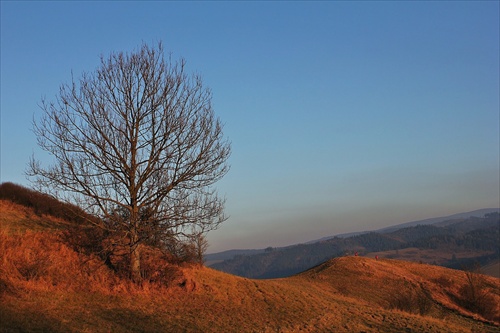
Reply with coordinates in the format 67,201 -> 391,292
388,283 -> 433,316
459,268 -> 498,322
61,223 -> 110,262
416,289 -> 433,316
433,275 -> 453,288
140,247 -> 185,286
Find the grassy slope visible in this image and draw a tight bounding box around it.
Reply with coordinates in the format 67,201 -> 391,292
1,199 -> 499,333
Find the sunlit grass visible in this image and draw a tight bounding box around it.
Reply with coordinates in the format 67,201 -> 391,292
1,199 -> 499,332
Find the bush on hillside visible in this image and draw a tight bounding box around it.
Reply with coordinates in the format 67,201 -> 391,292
458,267 -> 498,322
0,182 -> 98,225
0,183 -> 203,284
387,282 -> 433,316
0,229 -> 193,294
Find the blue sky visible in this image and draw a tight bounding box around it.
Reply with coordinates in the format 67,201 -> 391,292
1,1 -> 499,252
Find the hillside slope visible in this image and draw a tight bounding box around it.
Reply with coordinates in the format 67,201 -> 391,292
1,198 -> 499,332
211,213 -> 500,279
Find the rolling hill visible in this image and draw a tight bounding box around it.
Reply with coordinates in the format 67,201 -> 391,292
210,212 -> 500,279
0,188 -> 499,332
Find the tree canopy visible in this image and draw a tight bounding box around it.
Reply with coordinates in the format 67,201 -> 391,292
28,42 -> 231,281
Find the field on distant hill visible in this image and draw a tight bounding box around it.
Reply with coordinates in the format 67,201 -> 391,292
1,196 -> 499,332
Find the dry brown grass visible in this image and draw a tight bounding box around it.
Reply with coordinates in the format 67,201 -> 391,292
0,200 -> 71,233
298,257 -> 500,324
1,199 -> 499,332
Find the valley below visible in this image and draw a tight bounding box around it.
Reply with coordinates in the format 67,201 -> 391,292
208,210 -> 500,280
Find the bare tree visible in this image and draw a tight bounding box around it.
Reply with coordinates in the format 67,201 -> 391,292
192,230 -> 209,265
28,42 -> 231,282
459,264 -> 497,320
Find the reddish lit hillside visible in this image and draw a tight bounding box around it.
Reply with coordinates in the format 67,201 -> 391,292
1,197 -> 499,332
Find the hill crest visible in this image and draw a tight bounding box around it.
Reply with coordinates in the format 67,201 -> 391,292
210,211 -> 500,279
0,189 -> 499,332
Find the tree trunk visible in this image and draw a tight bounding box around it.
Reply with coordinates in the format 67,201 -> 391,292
130,246 -> 141,283
130,228 -> 142,283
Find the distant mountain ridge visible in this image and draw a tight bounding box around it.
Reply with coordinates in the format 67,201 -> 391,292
206,208 -> 499,260
310,208 -> 500,241
208,209 -> 500,279
204,249 -> 266,265
376,208 -> 500,233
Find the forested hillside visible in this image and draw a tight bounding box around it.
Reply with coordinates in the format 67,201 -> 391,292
211,213 -> 500,278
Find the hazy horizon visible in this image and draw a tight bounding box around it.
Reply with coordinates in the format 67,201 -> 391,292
1,2 -> 499,253
205,207 -> 500,254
